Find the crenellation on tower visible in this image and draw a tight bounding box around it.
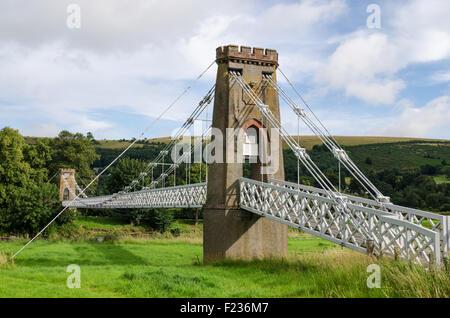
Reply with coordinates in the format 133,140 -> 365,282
215,44 -> 278,66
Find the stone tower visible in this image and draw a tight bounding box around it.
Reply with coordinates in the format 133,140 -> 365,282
58,168 -> 76,201
203,45 -> 288,262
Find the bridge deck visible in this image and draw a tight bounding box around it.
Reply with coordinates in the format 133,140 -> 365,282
64,178 -> 448,266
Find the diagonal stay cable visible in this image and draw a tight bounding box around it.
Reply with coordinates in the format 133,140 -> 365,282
9,60 -> 216,261
108,85 -> 215,197
72,85 -> 215,207
269,71 -> 385,201
230,71 -> 340,200
151,125 -> 212,189
263,74 -> 380,201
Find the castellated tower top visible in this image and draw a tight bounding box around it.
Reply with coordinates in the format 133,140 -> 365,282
216,45 -> 278,66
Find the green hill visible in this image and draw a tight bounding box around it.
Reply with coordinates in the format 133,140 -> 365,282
92,136 -> 447,150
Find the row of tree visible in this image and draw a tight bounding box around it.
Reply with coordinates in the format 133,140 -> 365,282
0,128 -> 99,234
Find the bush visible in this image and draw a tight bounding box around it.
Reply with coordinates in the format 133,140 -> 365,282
129,209 -> 150,226
150,209 -> 173,233
170,228 -> 181,237
128,209 -> 174,233
0,182 -> 63,235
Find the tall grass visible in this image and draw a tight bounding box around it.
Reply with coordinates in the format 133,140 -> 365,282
0,252 -> 7,265
305,249 -> 449,297
208,248 -> 449,298
0,251 -> 15,268
1,217 -> 448,298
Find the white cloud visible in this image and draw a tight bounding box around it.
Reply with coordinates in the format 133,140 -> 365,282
315,32 -> 406,104
370,96 -> 450,138
389,0 -> 450,63
0,0 -> 347,138
345,79 -> 405,105
1,0 -> 449,139
20,123 -> 60,138
315,0 -> 450,105
430,70 -> 450,84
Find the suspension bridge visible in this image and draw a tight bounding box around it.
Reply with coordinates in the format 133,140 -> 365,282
59,45 -> 448,267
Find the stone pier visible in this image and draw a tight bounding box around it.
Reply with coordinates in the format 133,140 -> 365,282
203,45 -> 288,262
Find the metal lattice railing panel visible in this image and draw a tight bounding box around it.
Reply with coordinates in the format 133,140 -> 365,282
241,178 -> 443,266
270,178 -> 449,255
379,215 -> 441,266
63,183 -> 207,209
63,177 -> 445,266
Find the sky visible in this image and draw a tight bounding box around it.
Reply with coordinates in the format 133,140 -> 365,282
0,0 -> 449,140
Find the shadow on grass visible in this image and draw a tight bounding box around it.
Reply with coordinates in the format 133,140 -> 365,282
204,257 -> 320,274
14,242 -> 147,267
87,242 -> 147,265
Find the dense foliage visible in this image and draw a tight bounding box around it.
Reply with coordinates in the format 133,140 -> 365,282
107,158 -> 149,194
0,128 -> 62,235
129,209 -> 174,233
0,128 -> 101,235
284,142 -> 450,213
49,130 -> 99,187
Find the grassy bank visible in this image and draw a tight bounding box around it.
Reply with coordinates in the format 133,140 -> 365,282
0,217 -> 448,298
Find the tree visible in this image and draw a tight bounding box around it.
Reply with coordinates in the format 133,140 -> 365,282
0,128 -> 62,235
150,209 -> 173,233
50,130 -> 99,184
0,127 -> 33,187
349,177 -> 363,194
186,163 -> 206,185
86,132 -> 94,140
441,166 -> 450,179
24,138 -> 54,182
420,164 -> 437,175
128,209 -> 173,233
107,158 -> 149,194
324,168 -> 338,187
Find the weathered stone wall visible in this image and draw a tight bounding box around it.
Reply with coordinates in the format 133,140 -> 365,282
58,168 -> 76,201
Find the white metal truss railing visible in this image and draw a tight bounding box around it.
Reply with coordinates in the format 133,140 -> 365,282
240,178 -> 442,266
63,183 -> 206,209
269,178 -> 450,255
379,215 -> 441,265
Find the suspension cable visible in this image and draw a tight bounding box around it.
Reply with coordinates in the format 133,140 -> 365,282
229,71 -> 342,203
9,60 -> 216,261
83,84 -> 215,205
263,72 -> 386,203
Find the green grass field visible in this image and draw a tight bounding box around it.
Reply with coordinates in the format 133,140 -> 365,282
0,218 -> 448,298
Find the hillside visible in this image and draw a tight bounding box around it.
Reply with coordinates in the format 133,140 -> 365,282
91,136 -> 450,172
92,136 -> 448,150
